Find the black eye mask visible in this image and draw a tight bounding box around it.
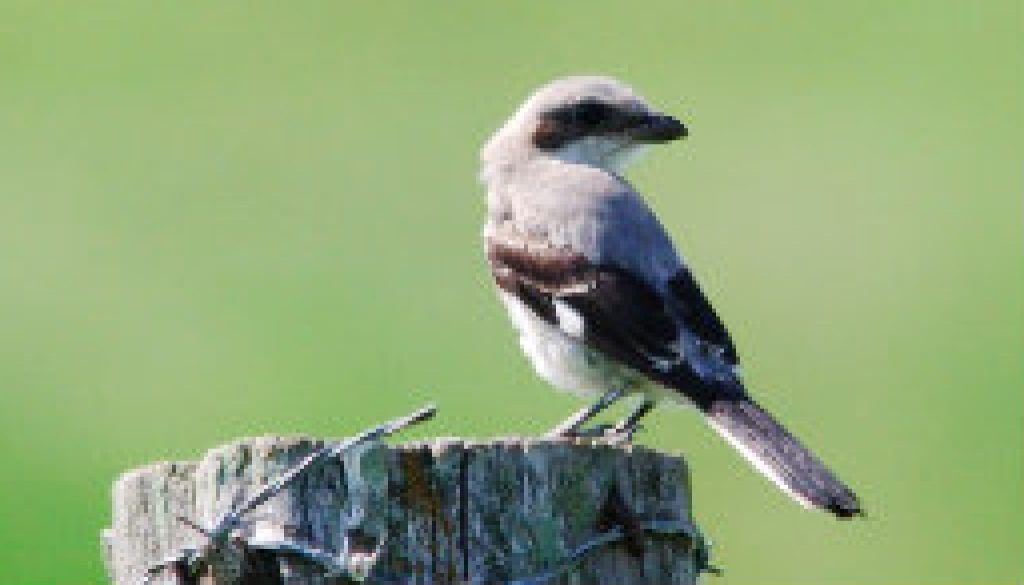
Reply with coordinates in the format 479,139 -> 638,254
533,99 -> 628,150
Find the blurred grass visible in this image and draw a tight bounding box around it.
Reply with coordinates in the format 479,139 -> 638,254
0,1 -> 1020,583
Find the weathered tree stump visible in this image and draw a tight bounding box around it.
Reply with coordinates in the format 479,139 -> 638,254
102,436 -> 704,585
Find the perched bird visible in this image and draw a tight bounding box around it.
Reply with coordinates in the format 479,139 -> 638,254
480,75 -> 861,518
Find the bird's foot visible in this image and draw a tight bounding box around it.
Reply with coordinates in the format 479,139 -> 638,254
605,422 -> 645,446
544,388 -> 626,439
548,422 -> 645,446
605,398 -> 655,445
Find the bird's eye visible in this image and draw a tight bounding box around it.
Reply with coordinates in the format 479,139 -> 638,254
573,100 -> 609,127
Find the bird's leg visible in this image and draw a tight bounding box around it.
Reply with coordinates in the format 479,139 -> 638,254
608,398 -> 656,444
545,388 -> 626,438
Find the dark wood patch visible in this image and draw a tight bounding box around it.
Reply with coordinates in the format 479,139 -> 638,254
597,482 -> 645,558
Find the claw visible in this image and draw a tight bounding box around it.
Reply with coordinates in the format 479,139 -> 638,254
605,425 -> 644,446
545,388 -> 626,438
609,398 -> 655,444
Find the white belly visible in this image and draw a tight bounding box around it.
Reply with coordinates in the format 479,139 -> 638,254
498,291 -> 640,396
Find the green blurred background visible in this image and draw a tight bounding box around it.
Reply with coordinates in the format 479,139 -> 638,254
1,2 -> 1020,583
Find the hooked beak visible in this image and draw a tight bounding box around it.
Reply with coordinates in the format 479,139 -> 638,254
626,113 -> 688,143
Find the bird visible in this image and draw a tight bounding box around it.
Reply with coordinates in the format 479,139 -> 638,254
479,75 -> 862,518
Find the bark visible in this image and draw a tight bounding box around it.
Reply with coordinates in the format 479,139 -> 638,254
102,436 -> 702,585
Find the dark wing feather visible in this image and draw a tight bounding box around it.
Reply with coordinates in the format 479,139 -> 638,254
557,268 -> 681,370
666,266 -> 738,365
487,240 -> 741,406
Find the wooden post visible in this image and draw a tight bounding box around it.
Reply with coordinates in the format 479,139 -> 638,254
102,436 -> 705,585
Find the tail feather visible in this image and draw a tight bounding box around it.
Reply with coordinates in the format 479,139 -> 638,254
705,397 -> 862,518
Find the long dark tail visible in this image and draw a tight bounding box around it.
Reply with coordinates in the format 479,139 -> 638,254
704,397 -> 862,518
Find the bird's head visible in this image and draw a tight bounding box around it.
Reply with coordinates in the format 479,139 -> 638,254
482,76 -> 686,176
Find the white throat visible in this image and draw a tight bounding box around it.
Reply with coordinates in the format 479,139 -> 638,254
553,137 -> 648,174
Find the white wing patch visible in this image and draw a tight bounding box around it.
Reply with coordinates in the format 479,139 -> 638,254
553,300 -> 585,338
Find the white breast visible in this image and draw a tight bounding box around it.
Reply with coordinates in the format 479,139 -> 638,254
498,291 -> 637,396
